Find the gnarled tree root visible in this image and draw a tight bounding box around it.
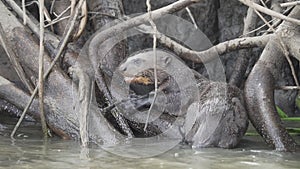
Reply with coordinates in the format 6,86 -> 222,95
244,6 -> 300,150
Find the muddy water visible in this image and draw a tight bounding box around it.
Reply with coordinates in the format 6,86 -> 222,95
0,114 -> 299,169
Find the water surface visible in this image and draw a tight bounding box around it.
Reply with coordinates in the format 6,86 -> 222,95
0,115 -> 299,169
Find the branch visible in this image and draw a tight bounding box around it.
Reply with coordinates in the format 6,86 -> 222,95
144,0 -> 159,131
253,3 -> 300,87
276,86 -> 300,90
156,31 -> 272,63
121,12 -> 271,65
4,0 -> 59,47
280,1 -> 300,7
239,0 -> 300,26
89,0 -> 201,52
38,0 -> 48,138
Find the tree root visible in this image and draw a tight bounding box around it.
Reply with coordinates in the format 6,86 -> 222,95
244,6 -> 300,150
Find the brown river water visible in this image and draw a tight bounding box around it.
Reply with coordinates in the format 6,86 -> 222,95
0,113 -> 299,169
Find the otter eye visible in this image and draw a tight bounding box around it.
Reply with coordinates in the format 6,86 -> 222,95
133,59 -> 142,65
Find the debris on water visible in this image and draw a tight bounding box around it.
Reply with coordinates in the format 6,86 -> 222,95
240,161 -> 260,166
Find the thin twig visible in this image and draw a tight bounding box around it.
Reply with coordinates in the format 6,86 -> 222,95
46,5 -> 71,26
241,6 -> 293,37
278,38 -> 300,86
185,7 -> 198,29
263,6 -> 294,35
259,0 -> 267,7
5,0 -> 39,35
22,0 -> 26,24
254,9 -> 276,32
280,1 -> 300,7
276,86 -> 300,90
10,0 -> 85,139
73,0 -> 87,40
239,0 -> 300,25
24,0 -> 53,31
45,16 -> 71,27
144,0 -> 158,132
38,0 -> 48,138
4,0 -> 59,46
50,0 -> 56,14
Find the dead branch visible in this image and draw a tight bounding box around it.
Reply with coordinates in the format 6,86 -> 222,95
38,0 -> 48,138
239,0 -> 300,26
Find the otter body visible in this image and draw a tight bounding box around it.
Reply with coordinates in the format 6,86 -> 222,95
118,49 -> 248,148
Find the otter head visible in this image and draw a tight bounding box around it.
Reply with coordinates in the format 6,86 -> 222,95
116,49 -> 194,117
118,49 -> 174,95
119,49 -> 173,81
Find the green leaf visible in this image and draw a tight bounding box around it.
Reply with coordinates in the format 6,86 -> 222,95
281,117 -> 300,121
276,106 -> 289,118
287,128 -> 300,135
296,94 -> 300,110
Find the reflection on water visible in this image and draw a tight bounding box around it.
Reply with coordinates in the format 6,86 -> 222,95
0,115 -> 299,169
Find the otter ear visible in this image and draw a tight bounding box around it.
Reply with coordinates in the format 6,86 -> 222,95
161,55 -> 172,66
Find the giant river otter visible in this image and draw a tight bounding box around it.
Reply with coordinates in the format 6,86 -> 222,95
117,49 -> 249,148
